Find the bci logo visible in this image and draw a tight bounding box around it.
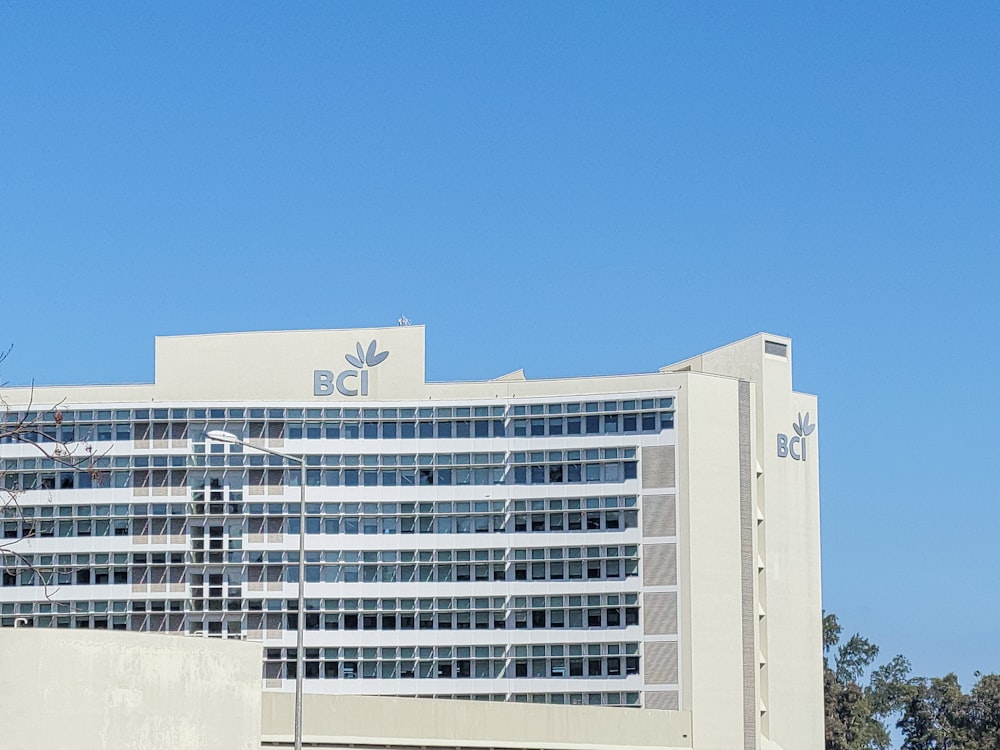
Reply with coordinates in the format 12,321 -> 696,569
314,340 -> 389,397
777,412 -> 815,461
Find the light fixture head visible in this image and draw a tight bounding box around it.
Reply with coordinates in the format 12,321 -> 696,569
205,429 -> 240,444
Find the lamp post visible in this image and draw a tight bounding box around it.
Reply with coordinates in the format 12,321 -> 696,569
206,430 -> 307,750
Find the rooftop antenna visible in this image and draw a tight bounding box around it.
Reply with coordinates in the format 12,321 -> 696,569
398,315 -> 412,326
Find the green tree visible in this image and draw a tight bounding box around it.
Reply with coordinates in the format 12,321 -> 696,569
824,613 -> 913,750
898,672 -> 1000,750
899,674 -> 972,749
968,674 -> 1000,748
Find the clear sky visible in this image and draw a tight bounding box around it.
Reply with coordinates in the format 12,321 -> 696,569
2,3 -> 998,686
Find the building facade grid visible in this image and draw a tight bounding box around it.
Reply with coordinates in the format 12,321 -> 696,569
1,395 -> 679,709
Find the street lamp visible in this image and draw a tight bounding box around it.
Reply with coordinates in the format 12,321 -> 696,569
205,430 -> 307,750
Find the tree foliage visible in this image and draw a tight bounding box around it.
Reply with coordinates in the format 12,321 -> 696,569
825,613 -> 1000,750
898,673 -> 1000,750
824,613 -> 912,750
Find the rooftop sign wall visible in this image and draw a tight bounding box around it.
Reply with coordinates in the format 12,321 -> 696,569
153,326 -> 426,402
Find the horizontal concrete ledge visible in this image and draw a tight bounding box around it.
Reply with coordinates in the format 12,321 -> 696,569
262,693 -> 693,750
262,744 -> 695,750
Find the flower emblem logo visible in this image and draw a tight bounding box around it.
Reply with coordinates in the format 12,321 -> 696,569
791,412 -> 815,438
345,340 -> 389,369
313,340 -> 391,397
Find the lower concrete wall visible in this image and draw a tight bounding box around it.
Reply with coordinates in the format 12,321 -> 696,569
0,629 -> 693,750
261,692 -> 694,750
0,629 -> 261,750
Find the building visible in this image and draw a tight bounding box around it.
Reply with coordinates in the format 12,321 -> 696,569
0,326 -> 823,750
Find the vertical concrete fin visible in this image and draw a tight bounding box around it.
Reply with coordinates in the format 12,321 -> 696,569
739,379 -> 758,750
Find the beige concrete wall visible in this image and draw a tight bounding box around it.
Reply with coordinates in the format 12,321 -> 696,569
672,333 -> 824,750
154,325 -> 427,401
761,389 -> 822,749
262,692 -> 694,750
0,630 -> 262,750
678,374 -> 747,750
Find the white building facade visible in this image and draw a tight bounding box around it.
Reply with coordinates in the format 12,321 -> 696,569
0,327 -> 822,750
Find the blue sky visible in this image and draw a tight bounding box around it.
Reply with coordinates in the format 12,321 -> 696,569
2,4 -> 998,685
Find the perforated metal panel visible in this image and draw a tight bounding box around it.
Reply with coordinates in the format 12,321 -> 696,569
643,543 -> 677,586
644,640 -> 679,685
644,690 -> 680,710
642,494 -> 677,537
641,445 -> 676,488
643,591 -> 678,635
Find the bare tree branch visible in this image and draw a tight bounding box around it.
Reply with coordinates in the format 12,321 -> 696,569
0,354 -> 107,603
